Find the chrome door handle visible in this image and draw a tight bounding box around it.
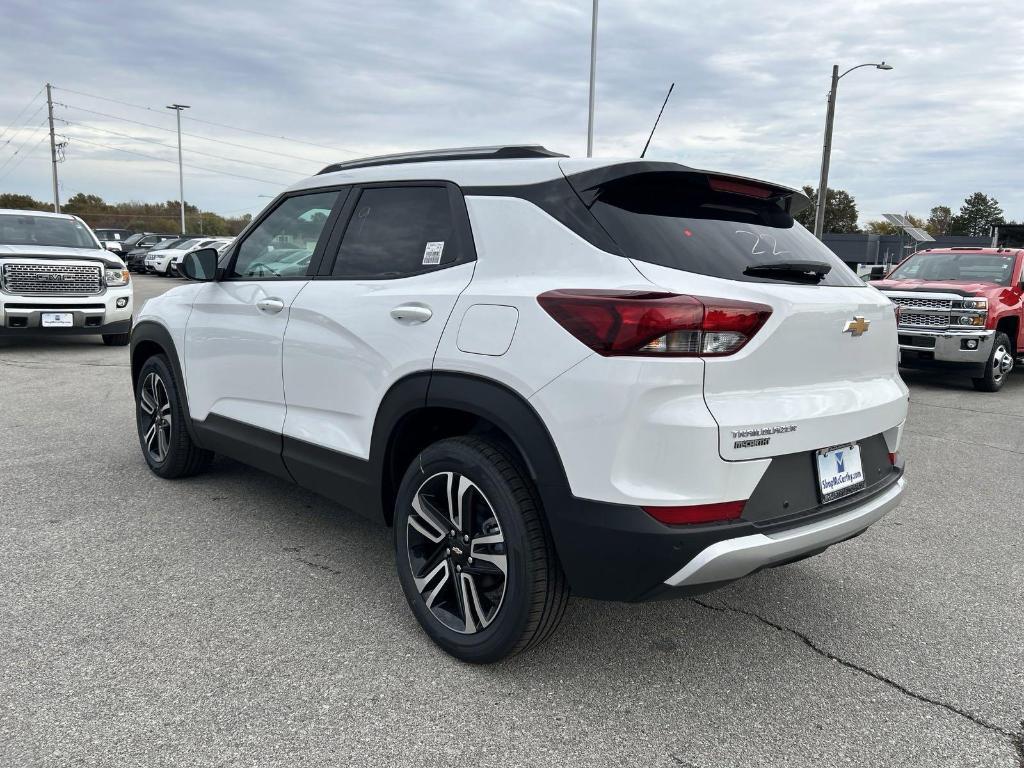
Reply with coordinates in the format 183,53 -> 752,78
390,304 -> 432,324
256,298 -> 285,314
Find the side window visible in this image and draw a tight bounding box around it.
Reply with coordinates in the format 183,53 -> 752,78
331,186 -> 459,279
231,190 -> 340,279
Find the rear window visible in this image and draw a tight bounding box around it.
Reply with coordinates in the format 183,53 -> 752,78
587,172 -> 862,287
888,252 -> 1015,285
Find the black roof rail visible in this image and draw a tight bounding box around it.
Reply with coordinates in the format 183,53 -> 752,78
318,145 -> 567,175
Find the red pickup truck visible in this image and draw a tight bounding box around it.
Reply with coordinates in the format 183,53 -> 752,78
873,247 -> 1024,392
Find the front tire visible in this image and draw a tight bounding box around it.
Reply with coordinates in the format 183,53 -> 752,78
393,436 -> 569,663
102,331 -> 130,346
972,332 -> 1014,392
135,354 -> 213,478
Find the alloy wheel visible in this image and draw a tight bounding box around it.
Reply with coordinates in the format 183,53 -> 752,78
405,471 -> 508,634
139,372 -> 172,463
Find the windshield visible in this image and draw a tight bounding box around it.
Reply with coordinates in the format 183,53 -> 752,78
0,214 -> 100,249
888,252 -> 1016,286
587,172 -> 861,286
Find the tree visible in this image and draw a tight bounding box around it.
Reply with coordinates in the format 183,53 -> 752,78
950,193 -> 1004,237
0,193 -> 49,211
794,185 -> 860,234
925,205 -> 953,237
64,193 -> 108,216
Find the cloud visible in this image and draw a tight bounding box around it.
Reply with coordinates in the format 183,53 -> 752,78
0,0 -> 1021,224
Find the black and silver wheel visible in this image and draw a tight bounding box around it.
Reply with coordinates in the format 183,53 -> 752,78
394,436 -> 569,663
134,354 -> 213,478
972,332 -> 1014,392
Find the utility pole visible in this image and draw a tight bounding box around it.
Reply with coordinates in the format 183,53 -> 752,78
166,103 -> 190,233
46,83 -> 59,213
586,0 -> 598,157
813,65 -> 839,240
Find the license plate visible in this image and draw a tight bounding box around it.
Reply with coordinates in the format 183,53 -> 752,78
41,313 -> 73,328
815,443 -> 866,503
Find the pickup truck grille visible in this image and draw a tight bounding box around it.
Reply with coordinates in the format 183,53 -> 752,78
1,263 -> 103,295
899,311 -> 949,328
888,297 -> 953,311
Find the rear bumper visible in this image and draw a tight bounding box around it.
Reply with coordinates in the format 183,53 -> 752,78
663,477 -> 904,588
898,328 -> 993,368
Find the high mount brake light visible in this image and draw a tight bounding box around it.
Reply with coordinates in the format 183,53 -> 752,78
537,290 -> 772,357
707,177 -> 774,199
643,500 -> 746,525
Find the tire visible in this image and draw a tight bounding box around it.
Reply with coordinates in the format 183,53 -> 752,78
972,332 -> 1014,392
102,331 -> 130,347
135,354 -> 213,478
393,436 -> 569,663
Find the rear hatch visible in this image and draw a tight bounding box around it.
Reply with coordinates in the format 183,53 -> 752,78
563,162 -> 907,461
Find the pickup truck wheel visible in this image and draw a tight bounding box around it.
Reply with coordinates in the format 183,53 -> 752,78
972,332 -> 1014,392
135,355 -> 213,478
393,436 -> 569,664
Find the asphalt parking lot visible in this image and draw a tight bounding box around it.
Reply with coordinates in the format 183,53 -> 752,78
1,274 -> 1022,767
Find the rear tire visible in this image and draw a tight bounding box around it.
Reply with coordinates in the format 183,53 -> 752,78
972,332 -> 1013,392
393,436 -> 569,663
135,354 -> 213,478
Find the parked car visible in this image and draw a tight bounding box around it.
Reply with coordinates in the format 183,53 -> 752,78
874,247 -> 1024,391
168,238 -> 233,276
0,209 -> 132,345
130,146 -> 908,662
123,232 -> 182,272
94,228 -> 135,254
145,238 -> 228,276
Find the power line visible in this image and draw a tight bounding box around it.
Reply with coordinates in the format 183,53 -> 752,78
51,85 -> 359,156
0,86 -> 45,146
63,134 -> 287,186
0,121 -> 49,176
1,103 -> 46,153
0,133 -> 50,183
54,117 -> 306,177
55,101 -> 329,166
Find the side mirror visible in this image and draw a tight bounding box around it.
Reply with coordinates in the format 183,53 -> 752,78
180,248 -> 219,281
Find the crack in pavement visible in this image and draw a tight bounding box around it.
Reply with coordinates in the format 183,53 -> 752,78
904,428 -> 1024,457
909,398 -> 1024,421
692,598 -> 1024,765
0,356 -> 127,369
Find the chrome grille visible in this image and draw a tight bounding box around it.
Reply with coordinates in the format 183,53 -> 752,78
900,312 -> 949,328
1,262 -> 103,295
889,297 -> 953,310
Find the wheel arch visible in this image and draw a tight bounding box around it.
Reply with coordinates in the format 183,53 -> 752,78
995,314 -> 1020,352
130,321 -> 199,441
372,371 -> 574,530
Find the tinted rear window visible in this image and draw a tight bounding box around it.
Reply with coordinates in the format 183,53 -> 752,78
587,172 -> 861,287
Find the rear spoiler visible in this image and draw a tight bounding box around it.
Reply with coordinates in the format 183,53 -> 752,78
560,161 -> 811,216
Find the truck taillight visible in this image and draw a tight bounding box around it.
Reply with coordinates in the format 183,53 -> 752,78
537,290 -> 772,357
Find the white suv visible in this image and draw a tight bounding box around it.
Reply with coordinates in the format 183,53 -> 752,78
130,146 -> 908,662
1,209 -> 133,345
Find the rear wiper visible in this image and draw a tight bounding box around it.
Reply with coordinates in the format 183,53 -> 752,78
743,261 -> 832,283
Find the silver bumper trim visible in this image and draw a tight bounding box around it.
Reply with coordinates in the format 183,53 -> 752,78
898,328 -> 993,363
664,478 -> 905,588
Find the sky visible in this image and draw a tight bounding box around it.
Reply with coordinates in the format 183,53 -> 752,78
0,0 -> 1022,226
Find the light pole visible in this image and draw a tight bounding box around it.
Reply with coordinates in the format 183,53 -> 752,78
586,0 -> 598,157
166,104 -> 190,233
813,61 -> 892,239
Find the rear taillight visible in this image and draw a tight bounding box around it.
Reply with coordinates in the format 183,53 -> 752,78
537,290 -> 772,357
643,500 -> 746,525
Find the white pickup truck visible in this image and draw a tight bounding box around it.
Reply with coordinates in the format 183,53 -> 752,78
0,209 -> 134,345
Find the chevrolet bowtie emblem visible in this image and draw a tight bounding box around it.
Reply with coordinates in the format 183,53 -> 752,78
843,316 -> 870,336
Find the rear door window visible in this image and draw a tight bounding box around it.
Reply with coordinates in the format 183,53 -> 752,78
587,172 -> 862,286
329,186 -> 464,279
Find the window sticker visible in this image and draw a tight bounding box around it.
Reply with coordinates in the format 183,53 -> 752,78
423,241 -> 445,265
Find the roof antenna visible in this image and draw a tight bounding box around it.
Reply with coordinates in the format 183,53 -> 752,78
640,82 -> 674,158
